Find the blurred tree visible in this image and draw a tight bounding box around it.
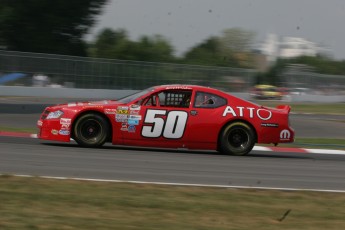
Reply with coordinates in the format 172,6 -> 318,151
219,28 -> 255,53
89,28 -> 130,59
218,28 -> 256,68
260,58 -> 287,86
89,28 -> 175,62
259,55 -> 345,86
0,0 -> 107,56
183,37 -> 236,67
134,35 -> 175,62
182,28 -> 256,68
291,55 -> 345,75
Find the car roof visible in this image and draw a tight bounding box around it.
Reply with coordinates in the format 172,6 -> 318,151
146,84 -> 253,106
152,84 -> 220,92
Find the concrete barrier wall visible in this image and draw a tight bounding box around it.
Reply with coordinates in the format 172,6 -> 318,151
0,86 -> 137,99
289,94 -> 345,103
0,86 -> 344,103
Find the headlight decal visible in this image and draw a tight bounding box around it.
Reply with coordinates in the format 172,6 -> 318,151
46,110 -> 64,119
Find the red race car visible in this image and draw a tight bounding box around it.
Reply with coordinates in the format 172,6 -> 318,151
37,85 -> 294,155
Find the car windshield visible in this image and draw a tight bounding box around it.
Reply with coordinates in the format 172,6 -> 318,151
117,87 -> 155,103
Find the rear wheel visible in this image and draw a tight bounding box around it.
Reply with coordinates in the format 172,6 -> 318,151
73,113 -> 110,147
219,122 -> 256,156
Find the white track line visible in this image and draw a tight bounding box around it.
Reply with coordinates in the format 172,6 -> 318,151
253,146 -> 345,155
303,148 -> 345,155
3,174 -> 345,193
252,146 -> 273,151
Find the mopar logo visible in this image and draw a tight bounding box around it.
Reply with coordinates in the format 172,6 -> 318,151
280,129 -> 291,139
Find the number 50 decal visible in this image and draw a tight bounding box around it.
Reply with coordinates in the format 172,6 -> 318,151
142,109 -> 188,139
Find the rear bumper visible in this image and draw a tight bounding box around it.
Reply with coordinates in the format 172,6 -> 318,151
278,127 -> 295,143
258,126 -> 295,144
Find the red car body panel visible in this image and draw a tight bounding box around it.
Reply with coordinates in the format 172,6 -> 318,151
37,85 -> 294,151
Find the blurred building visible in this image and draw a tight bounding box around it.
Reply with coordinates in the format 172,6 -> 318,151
259,34 -> 322,60
279,37 -> 318,58
254,33 -> 323,72
259,34 -> 279,62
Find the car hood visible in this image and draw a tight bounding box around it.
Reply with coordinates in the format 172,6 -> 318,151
46,100 -> 123,111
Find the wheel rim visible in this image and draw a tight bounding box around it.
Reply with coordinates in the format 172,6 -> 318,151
227,128 -> 249,150
79,119 -> 102,142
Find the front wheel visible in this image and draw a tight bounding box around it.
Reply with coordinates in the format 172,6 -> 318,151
219,122 -> 256,156
73,113 -> 110,147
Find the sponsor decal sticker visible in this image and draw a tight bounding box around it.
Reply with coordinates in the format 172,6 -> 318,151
116,114 -> 128,119
115,114 -> 128,122
67,103 -> 77,107
116,119 -> 128,123
51,129 -> 59,135
104,109 -> 117,114
61,124 -> 70,130
82,105 -> 104,109
166,86 -> 192,90
190,110 -> 198,116
59,130 -> 70,135
120,123 -> 128,131
116,109 -> 129,114
222,106 -> 272,121
128,125 -> 136,133
88,100 -> 108,105
129,115 -> 142,120
116,106 -> 129,114
130,110 -> 139,115
128,119 -> 139,125
60,118 -> 71,129
60,118 -> 71,125
280,129 -> 291,140
261,123 -> 279,128
37,120 -> 43,126
130,104 -> 141,110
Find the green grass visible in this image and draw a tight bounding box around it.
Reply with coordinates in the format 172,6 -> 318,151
0,126 -> 36,133
290,103 -> 345,115
1,175 -> 345,230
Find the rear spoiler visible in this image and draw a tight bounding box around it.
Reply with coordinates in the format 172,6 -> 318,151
276,105 -> 291,113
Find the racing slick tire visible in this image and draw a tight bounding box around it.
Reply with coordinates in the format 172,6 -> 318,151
73,113 -> 110,147
219,122 -> 256,156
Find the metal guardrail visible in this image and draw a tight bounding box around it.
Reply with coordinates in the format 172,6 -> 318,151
281,64 -> 345,95
2,50 -> 343,95
0,50 -> 256,91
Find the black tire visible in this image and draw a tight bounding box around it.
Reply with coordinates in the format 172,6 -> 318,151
73,113 -> 110,147
219,122 -> 256,156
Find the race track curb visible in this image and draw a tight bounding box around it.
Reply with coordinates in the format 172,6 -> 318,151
0,131 -> 36,138
1,131 -> 345,155
253,145 -> 345,155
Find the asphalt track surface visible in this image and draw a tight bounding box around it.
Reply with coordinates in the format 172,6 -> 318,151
1,98 -> 345,191
1,136 -> 345,191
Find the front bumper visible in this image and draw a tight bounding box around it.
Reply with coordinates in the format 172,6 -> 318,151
37,119 -> 71,142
